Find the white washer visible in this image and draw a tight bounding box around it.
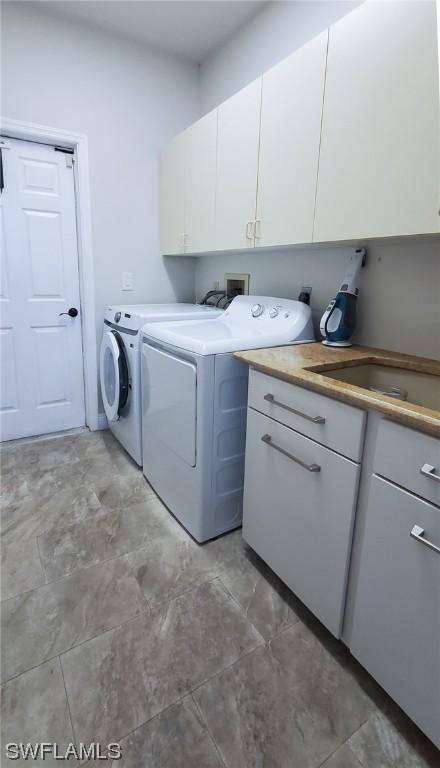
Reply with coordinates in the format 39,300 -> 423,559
100,304 -> 222,465
141,295 -> 315,541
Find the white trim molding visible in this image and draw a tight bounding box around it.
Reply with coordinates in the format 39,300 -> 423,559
0,117 -> 100,431
97,413 -> 109,431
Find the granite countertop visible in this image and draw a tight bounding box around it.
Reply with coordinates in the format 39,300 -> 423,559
234,343 -> 440,437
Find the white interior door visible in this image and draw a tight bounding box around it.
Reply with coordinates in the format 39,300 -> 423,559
0,138 -> 85,441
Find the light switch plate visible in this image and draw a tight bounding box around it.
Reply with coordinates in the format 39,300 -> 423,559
122,272 -> 133,291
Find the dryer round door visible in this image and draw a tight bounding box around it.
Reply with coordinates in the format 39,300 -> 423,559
100,330 -> 129,422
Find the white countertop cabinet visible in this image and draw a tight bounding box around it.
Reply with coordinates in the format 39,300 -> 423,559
243,369 -> 366,638
242,371 -> 440,748
243,405 -> 361,638
350,474 -> 440,748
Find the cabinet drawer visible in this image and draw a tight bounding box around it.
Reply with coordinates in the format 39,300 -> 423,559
351,476 -> 440,748
374,419 -> 440,507
249,369 -> 365,461
243,408 -> 360,636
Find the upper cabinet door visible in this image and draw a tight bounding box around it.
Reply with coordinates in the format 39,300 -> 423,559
184,110 -> 217,254
160,132 -> 186,255
256,31 -> 328,248
215,78 -> 262,251
314,0 -> 440,242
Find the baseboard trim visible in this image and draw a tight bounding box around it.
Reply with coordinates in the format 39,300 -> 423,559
96,413 -> 108,431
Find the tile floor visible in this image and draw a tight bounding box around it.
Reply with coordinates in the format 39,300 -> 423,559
1,430 -> 438,767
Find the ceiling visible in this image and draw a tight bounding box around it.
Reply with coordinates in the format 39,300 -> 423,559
34,1 -> 269,63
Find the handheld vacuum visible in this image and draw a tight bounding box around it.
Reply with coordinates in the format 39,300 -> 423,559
320,248 -> 367,347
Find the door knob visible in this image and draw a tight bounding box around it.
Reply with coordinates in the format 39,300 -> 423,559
59,307 -> 78,318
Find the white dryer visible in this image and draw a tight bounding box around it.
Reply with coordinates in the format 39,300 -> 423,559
141,295 -> 314,541
100,304 -> 222,465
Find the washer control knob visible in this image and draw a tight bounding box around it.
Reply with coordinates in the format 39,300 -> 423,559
251,303 -> 264,318
114,311 -> 121,323
269,307 -> 279,318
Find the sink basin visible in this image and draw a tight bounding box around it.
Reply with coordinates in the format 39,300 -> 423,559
320,364 -> 440,411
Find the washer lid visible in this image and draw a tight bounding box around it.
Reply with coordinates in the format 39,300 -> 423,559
100,330 -> 129,422
142,296 -> 315,355
104,303 -> 222,332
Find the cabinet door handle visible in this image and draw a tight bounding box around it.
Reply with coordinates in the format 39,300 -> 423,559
254,219 -> 261,240
261,434 -> 321,472
246,221 -> 254,241
420,463 -> 440,483
264,393 -> 326,424
410,524 -> 440,555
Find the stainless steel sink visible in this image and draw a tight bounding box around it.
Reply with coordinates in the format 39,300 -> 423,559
320,364 -> 440,410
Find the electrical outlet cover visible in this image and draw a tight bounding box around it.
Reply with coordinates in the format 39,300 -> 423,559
122,272 -> 133,291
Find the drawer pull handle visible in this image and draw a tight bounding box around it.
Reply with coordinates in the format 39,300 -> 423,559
420,463 -> 440,483
410,524 -> 440,555
264,393 -> 325,424
261,434 -> 321,472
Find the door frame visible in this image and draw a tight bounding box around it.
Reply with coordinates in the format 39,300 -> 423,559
0,117 -> 100,431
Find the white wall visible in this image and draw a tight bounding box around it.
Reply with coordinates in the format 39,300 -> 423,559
1,1 -> 200,413
195,240 -> 440,360
196,0 -> 440,360
200,0 -> 363,113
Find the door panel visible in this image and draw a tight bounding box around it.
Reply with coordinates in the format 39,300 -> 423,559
25,210 -> 64,297
243,408 -> 360,637
256,31 -> 327,247
0,138 -> 85,440
314,0 -> 440,240
184,109 -> 217,254
0,207 -> 9,300
0,328 -> 18,412
350,476 -> 440,748
215,78 -> 261,251
143,343 -> 197,467
32,326 -> 70,407
21,156 -> 60,195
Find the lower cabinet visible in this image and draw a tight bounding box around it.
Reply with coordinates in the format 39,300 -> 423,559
350,475 -> 440,749
243,377 -> 440,746
243,407 -> 360,637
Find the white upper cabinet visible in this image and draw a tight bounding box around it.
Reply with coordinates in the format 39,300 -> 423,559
314,0 -> 440,242
215,78 -> 262,251
256,31 -> 328,248
160,1 -> 439,255
160,132 -> 186,255
160,111 -> 217,255
184,109 -> 217,254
